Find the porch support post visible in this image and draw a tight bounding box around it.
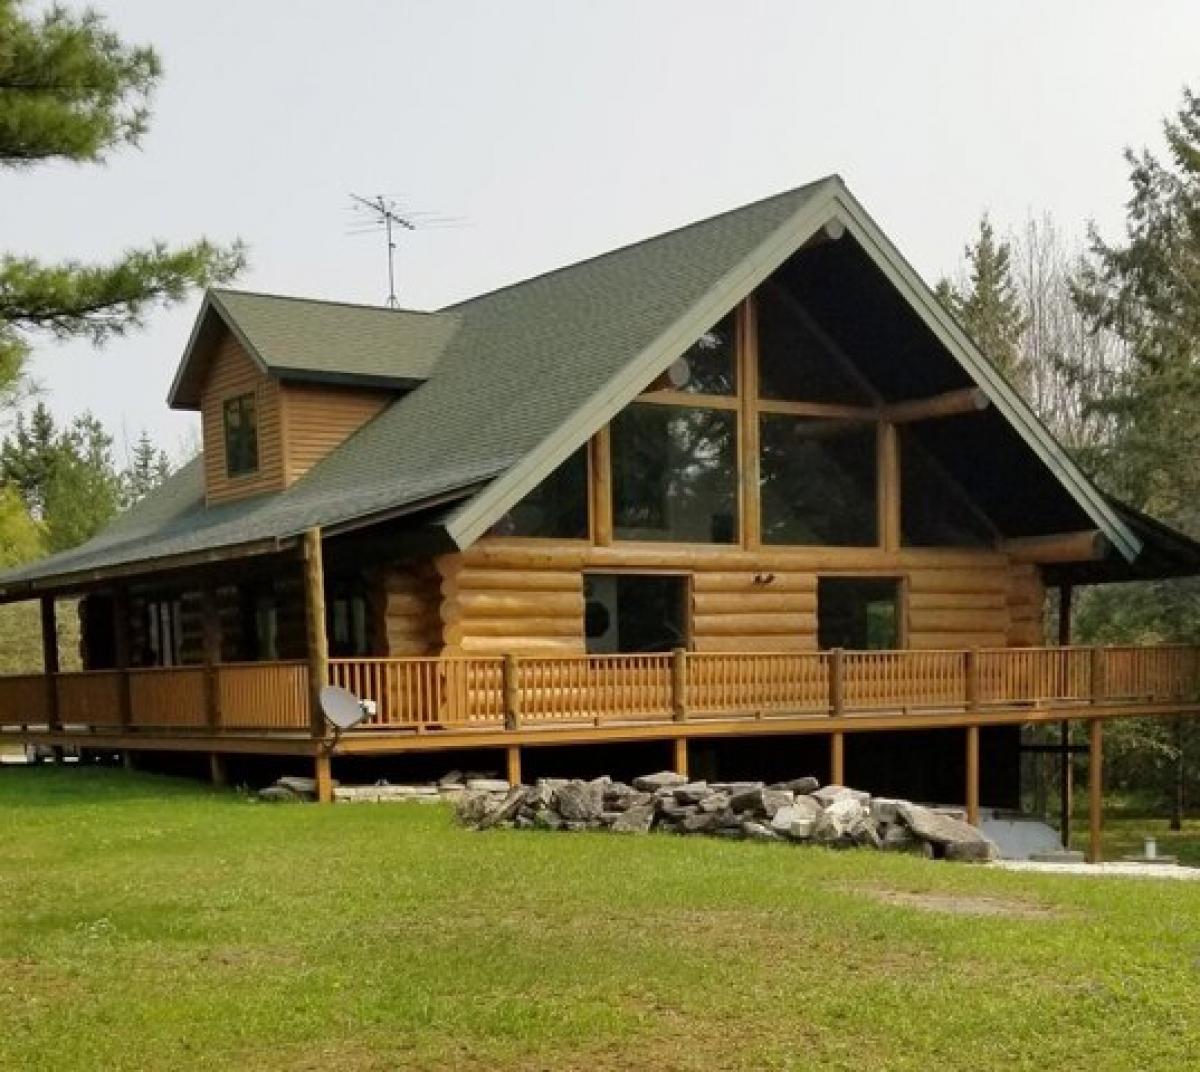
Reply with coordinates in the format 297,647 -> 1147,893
506,745 -> 522,787
200,583 -> 222,733
830,731 -> 845,786
672,736 -> 689,779
965,725 -> 980,827
112,588 -> 132,730
671,647 -> 687,722
209,752 -> 227,787
1087,717 -> 1104,864
302,527 -> 330,740
1058,585 -> 1074,847
39,596 -> 60,735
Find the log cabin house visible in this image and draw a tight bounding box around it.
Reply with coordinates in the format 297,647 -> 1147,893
3,176 -> 1199,858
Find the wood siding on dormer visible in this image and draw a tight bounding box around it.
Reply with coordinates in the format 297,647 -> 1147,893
201,336 -> 285,505
279,383 -> 389,485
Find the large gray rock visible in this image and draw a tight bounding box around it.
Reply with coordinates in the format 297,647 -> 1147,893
697,792 -> 730,814
258,785 -> 301,803
277,775 -> 318,796
478,787 -> 526,830
731,786 -> 792,816
741,820 -> 778,841
681,810 -> 722,834
813,796 -> 873,844
466,778 -> 511,793
769,805 -> 800,835
897,802 -> 978,845
812,784 -> 871,807
455,790 -> 493,825
554,780 -> 604,821
786,817 -> 816,841
771,776 -> 820,795
944,839 -> 1000,863
673,781 -> 711,805
897,802 -> 999,862
610,804 -> 655,834
870,798 -> 905,825
633,771 -> 688,792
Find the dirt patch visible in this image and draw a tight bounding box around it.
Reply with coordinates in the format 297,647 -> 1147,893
859,887 -> 1067,919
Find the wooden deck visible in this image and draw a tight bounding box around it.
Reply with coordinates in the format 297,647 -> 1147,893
3,644 -> 1198,756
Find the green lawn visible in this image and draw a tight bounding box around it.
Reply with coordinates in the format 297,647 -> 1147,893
2,768 -> 1199,1071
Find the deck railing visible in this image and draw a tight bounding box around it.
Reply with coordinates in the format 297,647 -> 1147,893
1,644 -> 1198,737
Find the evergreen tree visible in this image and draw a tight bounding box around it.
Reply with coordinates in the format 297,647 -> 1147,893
937,215 -> 1027,386
0,0 -> 245,400
1072,86 -> 1200,828
0,403 -> 122,551
122,429 -> 171,505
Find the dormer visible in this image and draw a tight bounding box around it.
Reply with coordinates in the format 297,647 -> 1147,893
169,290 -> 459,505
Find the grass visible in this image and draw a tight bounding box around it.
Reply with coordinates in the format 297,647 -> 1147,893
2,768 -> 1199,1071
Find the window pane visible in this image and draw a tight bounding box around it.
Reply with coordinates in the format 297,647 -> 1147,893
900,429 -> 995,547
668,313 -> 735,395
757,283 -> 872,404
489,448 -> 589,538
612,403 -> 737,543
760,415 -> 877,545
224,393 -> 259,477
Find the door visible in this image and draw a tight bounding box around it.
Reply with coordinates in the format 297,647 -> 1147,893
584,574 -> 689,653
817,577 -> 901,650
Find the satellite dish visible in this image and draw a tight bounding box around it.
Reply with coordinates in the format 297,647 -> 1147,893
666,357 -> 691,388
320,685 -> 368,731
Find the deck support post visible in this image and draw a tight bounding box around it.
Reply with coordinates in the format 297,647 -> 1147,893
1058,584 -> 1074,847
830,731 -> 845,786
671,647 -> 687,722
314,750 -> 333,804
965,725 -> 980,827
39,596 -> 60,734
302,528 -> 330,741
209,752 -> 227,787
1087,717 -> 1103,864
672,736 -> 689,779
506,744 -> 522,787
200,583 -> 222,732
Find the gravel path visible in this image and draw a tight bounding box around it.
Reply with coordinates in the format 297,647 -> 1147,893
994,860 -> 1200,880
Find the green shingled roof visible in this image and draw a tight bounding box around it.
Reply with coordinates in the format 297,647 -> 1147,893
0,178 -> 835,591
3,174 -> 1186,595
168,291 -> 460,408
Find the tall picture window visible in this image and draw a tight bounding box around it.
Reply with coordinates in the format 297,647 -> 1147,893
223,392 -> 259,477
759,416 -> 877,545
612,402 -> 737,543
488,448 -> 589,539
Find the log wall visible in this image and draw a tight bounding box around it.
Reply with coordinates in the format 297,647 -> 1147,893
380,564 -> 443,655
430,541 -> 1045,655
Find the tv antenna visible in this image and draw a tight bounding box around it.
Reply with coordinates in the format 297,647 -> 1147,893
348,194 -> 462,308
348,194 -> 415,308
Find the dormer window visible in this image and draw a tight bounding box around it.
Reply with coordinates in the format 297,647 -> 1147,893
223,393 -> 259,477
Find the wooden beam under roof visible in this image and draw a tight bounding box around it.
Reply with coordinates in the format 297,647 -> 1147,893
883,387 -> 989,424
1003,530 -> 1107,565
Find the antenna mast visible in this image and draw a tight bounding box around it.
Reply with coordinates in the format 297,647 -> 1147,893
348,193 -> 416,307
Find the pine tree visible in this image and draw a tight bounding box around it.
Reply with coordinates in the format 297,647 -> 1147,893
122,429 -> 171,505
0,0 -> 245,401
937,215 -> 1027,386
0,403 -> 122,551
1073,86 -> 1200,828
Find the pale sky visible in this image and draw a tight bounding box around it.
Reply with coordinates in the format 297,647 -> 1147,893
5,0 -> 1199,460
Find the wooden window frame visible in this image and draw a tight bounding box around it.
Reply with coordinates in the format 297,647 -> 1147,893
223,391 -> 260,479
